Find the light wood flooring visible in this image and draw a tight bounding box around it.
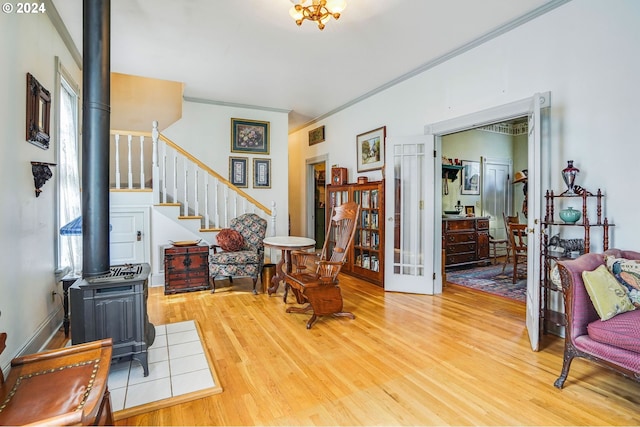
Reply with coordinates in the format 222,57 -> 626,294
108,275 -> 640,426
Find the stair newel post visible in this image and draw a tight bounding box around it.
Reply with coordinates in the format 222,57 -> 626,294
139,135 -> 145,189
203,174 -> 210,229
127,134 -> 133,189
114,133 -> 121,189
151,120 -> 160,204
213,178 -> 219,228
270,201 -> 277,236
183,157 -> 189,216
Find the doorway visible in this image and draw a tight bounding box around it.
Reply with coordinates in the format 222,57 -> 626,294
306,156 -> 328,249
441,120 -> 528,303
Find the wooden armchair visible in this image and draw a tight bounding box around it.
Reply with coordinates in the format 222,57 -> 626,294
284,201 -> 360,329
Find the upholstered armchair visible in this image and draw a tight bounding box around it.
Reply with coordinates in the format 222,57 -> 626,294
209,213 -> 267,294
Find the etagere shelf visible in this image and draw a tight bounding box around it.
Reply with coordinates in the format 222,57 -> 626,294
540,187 -> 613,334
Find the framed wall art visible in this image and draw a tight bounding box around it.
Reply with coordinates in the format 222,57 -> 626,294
26,72 -> 51,150
229,157 -> 248,188
461,160 -> 480,195
356,126 -> 385,172
231,118 -> 270,154
253,158 -> 271,189
308,125 -> 325,146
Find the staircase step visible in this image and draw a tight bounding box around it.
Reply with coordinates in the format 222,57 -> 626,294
200,228 -> 222,233
178,215 -> 203,220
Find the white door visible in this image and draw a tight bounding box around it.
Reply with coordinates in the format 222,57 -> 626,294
525,93 -> 547,351
110,210 -> 146,265
384,135 -> 435,294
482,159 -> 512,241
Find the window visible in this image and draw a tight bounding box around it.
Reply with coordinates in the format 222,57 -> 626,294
57,62 -> 81,275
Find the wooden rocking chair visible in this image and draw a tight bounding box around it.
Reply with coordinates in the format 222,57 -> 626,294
284,201 -> 360,329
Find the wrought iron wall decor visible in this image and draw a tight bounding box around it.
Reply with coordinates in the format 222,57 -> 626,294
31,161 -> 55,197
26,73 -> 51,149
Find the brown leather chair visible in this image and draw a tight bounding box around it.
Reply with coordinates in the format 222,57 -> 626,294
0,333 -> 114,426
284,201 -> 360,329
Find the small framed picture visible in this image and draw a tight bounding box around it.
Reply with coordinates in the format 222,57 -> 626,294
231,118 -> 270,154
253,158 -> 271,189
461,160 -> 480,195
465,205 -> 475,216
356,126 -> 386,172
308,125 -> 325,146
229,157 -> 248,188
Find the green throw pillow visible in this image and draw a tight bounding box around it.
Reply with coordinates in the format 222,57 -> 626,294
582,265 -> 636,321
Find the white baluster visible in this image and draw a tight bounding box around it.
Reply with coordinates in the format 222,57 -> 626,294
194,168 -> 199,217
223,186 -> 229,227
161,142 -> 167,203
139,135 -> 145,189
271,201 -> 277,236
114,134 -> 121,189
183,158 -> 189,216
127,134 -> 133,189
172,152 -> 178,204
152,121 -> 160,204
204,174 -> 209,228
213,178 -> 220,228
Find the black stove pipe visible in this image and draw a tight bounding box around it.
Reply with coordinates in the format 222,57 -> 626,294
82,0 -> 111,277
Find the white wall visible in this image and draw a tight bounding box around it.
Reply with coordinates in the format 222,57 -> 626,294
0,11 -> 81,370
162,100 -> 289,241
289,0 -> 640,253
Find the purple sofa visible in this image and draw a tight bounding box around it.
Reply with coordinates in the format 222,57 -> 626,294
555,249 -> 640,388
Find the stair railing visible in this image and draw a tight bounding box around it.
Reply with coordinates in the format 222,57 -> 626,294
109,123 -> 276,235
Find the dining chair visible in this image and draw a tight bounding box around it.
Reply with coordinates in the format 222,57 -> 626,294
508,222 -> 528,283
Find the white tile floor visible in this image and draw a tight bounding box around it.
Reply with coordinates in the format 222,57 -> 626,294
108,320 -> 216,412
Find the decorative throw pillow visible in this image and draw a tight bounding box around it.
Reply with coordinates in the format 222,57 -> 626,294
604,256 -> 640,308
216,229 -> 245,252
582,265 -> 636,321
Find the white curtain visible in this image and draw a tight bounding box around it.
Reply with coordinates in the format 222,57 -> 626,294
59,78 -> 82,274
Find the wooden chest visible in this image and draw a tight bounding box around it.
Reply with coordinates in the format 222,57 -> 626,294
164,244 -> 210,294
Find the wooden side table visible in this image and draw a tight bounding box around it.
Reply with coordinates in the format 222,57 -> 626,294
0,336 -> 114,426
263,236 -> 315,301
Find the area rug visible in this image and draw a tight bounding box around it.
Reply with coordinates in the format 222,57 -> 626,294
446,263 -> 526,302
108,320 -> 222,420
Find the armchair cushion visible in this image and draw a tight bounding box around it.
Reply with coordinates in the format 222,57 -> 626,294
582,265 -> 635,320
216,228 -> 245,252
587,310 -> 640,353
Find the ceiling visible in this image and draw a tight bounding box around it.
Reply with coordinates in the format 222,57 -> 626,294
50,0 -> 562,132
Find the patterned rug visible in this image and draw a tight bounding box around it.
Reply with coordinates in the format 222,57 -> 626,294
446,263 -> 526,302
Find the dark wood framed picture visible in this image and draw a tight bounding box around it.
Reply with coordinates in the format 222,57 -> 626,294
308,125 -> 325,146
26,73 -> 51,150
465,205 -> 475,216
231,118 -> 270,154
461,160 -> 480,195
229,157 -> 248,188
356,126 -> 385,172
253,158 -> 271,189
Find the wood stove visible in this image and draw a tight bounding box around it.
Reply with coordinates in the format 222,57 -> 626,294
70,263 -> 155,376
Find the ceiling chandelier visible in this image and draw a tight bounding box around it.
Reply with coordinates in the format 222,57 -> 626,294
289,0 -> 347,30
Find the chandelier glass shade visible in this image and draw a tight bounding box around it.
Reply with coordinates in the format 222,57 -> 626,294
289,0 -> 347,30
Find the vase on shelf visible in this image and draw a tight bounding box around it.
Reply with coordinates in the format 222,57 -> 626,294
562,160 -> 580,194
559,206 -> 581,224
